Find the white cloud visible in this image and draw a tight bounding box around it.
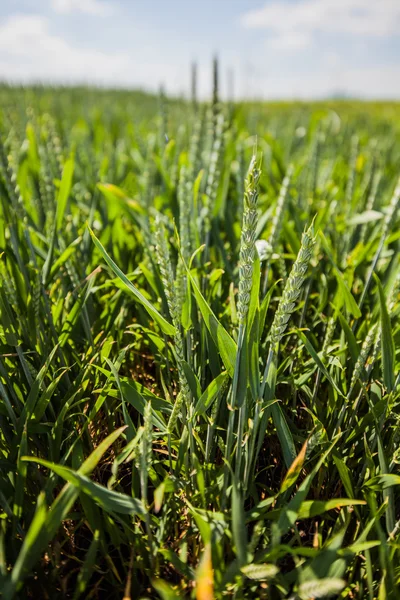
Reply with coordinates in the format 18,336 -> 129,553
50,0 -> 115,17
0,14 -> 196,97
330,65 -> 400,98
238,64 -> 400,100
0,14 -> 129,82
324,51 -> 341,69
241,0 -> 400,47
268,31 -> 311,50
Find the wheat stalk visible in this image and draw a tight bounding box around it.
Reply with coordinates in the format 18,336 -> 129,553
237,154 -> 261,324
202,112 -> 224,243
262,164 -> 293,293
154,214 -> 192,418
269,221 -> 316,348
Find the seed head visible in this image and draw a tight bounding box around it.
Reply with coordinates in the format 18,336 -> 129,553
270,221 -> 316,347
237,155 -> 261,324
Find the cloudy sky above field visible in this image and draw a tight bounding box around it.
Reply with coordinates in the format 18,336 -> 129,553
0,0 -> 399,99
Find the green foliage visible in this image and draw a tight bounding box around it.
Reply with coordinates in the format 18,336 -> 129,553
0,85 -> 399,598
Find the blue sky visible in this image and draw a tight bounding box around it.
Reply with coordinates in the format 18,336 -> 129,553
0,0 -> 399,99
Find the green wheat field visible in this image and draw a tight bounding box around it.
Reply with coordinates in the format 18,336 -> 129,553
0,84 -> 400,599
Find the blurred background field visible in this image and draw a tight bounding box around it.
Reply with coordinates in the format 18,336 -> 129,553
0,81 -> 399,598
